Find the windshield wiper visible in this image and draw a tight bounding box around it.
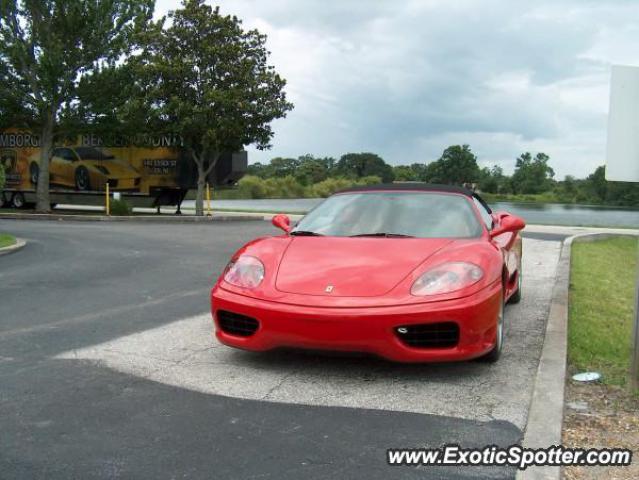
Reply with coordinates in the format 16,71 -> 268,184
290,230 -> 323,236
350,233 -> 414,238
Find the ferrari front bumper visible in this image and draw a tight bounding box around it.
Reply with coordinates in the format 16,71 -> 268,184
210,280 -> 503,363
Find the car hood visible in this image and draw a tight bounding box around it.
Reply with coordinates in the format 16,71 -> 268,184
275,236 -> 454,297
88,160 -> 138,177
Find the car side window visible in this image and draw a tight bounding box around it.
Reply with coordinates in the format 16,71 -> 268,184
59,148 -> 75,161
472,197 -> 493,230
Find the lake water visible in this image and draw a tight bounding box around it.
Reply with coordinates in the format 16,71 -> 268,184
183,198 -> 639,228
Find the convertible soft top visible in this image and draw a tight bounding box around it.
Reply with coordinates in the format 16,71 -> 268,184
335,183 -> 492,212
337,182 -> 473,196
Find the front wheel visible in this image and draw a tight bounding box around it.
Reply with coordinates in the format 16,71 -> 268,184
11,192 -> 26,209
478,293 -> 505,363
75,166 -> 91,191
29,162 -> 39,185
508,270 -> 522,304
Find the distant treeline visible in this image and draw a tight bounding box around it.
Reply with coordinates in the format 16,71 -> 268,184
240,145 -> 638,206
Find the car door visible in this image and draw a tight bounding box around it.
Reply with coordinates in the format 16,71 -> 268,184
51,148 -> 77,187
473,196 -> 520,278
49,148 -> 66,186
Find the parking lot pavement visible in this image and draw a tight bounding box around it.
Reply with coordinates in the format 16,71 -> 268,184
0,220 -> 561,479
56,238 -> 560,430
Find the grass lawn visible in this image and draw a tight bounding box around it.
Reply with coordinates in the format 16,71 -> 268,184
0,233 -> 16,248
569,236 -> 638,386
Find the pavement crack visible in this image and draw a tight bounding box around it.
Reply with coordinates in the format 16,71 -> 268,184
261,369 -> 297,400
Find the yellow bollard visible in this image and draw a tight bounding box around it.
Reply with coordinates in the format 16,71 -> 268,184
206,182 -> 212,216
105,183 -> 110,216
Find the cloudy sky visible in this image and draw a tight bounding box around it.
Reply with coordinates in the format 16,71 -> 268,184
157,0 -> 639,178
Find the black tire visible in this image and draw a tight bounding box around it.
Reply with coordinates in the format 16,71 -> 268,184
29,162 -> 39,185
11,192 -> 26,209
478,292 -> 505,363
0,192 -> 6,208
508,270 -> 522,304
75,166 -> 91,191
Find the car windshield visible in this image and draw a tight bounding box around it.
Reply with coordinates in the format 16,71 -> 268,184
292,191 -> 483,238
74,147 -> 115,160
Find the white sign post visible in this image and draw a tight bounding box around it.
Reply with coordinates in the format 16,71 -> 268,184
606,65 -> 639,390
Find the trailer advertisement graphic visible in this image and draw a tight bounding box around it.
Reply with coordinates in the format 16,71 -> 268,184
0,149 -> 23,187
2,133 -> 182,194
0,129 -> 247,209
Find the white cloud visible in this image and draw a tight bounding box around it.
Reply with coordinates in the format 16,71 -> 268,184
155,0 -> 639,178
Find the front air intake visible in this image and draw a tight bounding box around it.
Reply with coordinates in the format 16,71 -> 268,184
217,310 -> 259,337
395,322 -> 459,348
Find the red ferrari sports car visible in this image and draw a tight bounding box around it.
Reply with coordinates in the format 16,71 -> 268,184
211,184 -> 525,363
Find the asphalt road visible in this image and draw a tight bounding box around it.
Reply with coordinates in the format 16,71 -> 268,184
0,220 -> 565,479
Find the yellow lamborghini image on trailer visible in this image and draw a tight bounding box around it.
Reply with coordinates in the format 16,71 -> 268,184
29,146 -> 141,192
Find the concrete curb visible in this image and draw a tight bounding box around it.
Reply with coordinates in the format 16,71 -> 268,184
517,236 -> 571,480
0,237 -> 26,256
2,210 -> 638,231
0,213 -> 265,223
518,232 -> 639,480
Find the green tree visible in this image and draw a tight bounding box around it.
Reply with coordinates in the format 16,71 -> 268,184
511,152 -> 555,194
425,145 -> 480,185
606,179 -> 639,206
557,175 -> 578,202
478,167 -> 492,192
129,0 -> 293,215
584,166 -> 607,202
335,152 -> 394,183
0,158 -> 5,193
246,162 -> 271,178
581,165 -> 639,206
0,0 -> 153,212
269,157 -> 300,178
393,165 -> 419,181
295,155 -> 332,185
478,164 -> 513,194
409,163 -> 430,182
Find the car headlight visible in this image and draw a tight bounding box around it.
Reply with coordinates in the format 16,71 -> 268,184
411,262 -> 483,296
223,256 -> 265,289
95,166 -> 110,175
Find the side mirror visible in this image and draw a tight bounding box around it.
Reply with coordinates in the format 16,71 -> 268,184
490,213 -> 525,238
272,214 -> 291,233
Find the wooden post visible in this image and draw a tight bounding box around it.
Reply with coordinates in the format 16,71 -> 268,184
605,65 -> 639,391
105,183 -> 110,216
631,241 -> 639,391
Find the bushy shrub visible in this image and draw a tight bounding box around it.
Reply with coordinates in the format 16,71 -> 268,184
234,174 -> 383,199
309,177 -> 353,198
276,175 -> 307,198
356,175 -> 382,186
237,175 -> 268,198
110,198 -> 132,216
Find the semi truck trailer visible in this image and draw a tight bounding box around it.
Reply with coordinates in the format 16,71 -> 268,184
0,131 -> 247,211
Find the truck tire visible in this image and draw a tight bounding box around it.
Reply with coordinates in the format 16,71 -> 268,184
0,192 -> 7,208
30,162 -> 39,185
75,166 -> 91,191
11,192 -> 26,209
